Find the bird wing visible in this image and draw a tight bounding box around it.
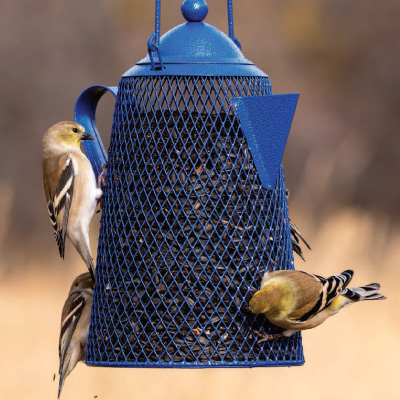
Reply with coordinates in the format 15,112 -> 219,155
47,156 -> 75,258
295,270 -> 354,322
58,290 -> 88,398
59,291 -> 86,370
290,220 -> 311,261
285,188 -> 311,260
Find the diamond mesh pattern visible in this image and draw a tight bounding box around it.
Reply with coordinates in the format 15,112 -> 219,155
87,75 -> 304,367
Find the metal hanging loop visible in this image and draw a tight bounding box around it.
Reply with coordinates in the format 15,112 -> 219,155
147,0 -> 241,69
227,0 -> 241,49
147,0 -> 164,70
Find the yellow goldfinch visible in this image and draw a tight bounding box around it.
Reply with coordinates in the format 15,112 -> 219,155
42,122 -> 102,281
58,272 -> 93,398
249,269 -> 385,341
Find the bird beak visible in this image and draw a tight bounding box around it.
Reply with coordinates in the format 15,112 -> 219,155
81,132 -> 94,141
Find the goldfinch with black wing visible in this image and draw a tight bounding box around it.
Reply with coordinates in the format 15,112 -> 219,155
42,122 -> 102,280
58,272 -> 93,398
250,269 -> 385,341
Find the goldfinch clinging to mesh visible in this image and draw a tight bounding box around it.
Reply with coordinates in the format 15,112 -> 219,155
58,272 -> 93,398
250,269 -> 386,341
42,122 -> 102,281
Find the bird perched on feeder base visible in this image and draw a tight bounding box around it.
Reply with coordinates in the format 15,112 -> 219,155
42,121 -> 102,281
58,272 -> 93,398
249,269 -> 385,341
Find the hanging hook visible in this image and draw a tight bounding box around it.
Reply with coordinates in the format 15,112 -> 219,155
147,0 -> 241,69
227,0 -> 241,49
147,0 -> 164,70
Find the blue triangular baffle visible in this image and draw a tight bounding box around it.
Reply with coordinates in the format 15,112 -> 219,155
232,94 -> 299,190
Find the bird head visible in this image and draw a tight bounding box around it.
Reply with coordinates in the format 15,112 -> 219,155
249,289 -> 272,315
69,272 -> 94,291
43,121 -> 93,149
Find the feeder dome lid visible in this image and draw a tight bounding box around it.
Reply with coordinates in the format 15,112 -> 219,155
124,0 -> 267,77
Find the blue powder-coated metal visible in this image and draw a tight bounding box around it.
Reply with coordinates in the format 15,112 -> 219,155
147,0 -> 163,70
85,75 -> 304,367
227,0 -> 241,49
74,85 -> 118,181
127,22 -> 264,77
125,61 -> 266,78
181,0 -> 209,23
232,94 -> 299,190
128,1 -> 259,77
77,0 -> 304,368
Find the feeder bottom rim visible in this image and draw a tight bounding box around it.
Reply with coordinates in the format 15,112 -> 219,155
84,360 -> 305,368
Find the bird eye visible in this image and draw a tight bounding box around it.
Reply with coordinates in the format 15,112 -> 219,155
72,128 -> 78,133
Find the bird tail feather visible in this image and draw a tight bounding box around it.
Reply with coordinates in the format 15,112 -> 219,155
290,220 -> 311,261
290,220 -> 311,250
58,355 -> 71,398
342,283 -> 386,301
87,257 -> 96,283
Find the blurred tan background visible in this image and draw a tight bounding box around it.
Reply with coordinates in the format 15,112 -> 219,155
1,0 -> 399,399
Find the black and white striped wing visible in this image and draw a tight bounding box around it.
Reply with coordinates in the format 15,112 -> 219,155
47,157 -> 74,258
59,291 -> 86,371
297,270 -> 354,322
290,220 -> 311,261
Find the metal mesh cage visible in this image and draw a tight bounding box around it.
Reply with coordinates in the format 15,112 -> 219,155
87,75 -> 304,367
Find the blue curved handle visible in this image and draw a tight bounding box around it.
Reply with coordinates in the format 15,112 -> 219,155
74,85 -> 118,180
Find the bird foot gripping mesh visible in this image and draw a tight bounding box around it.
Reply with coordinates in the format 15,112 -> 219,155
82,75 -> 304,367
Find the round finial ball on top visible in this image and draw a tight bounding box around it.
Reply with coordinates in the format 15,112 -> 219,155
181,0 -> 208,22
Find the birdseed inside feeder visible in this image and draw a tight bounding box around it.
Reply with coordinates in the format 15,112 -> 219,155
75,0 -> 304,367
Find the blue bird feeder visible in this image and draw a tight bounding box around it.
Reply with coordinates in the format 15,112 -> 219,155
75,0 -> 304,367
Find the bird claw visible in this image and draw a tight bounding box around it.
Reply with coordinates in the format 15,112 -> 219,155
98,163 -> 107,190
97,163 -> 107,209
97,196 -> 104,210
253,330 -> 284,342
